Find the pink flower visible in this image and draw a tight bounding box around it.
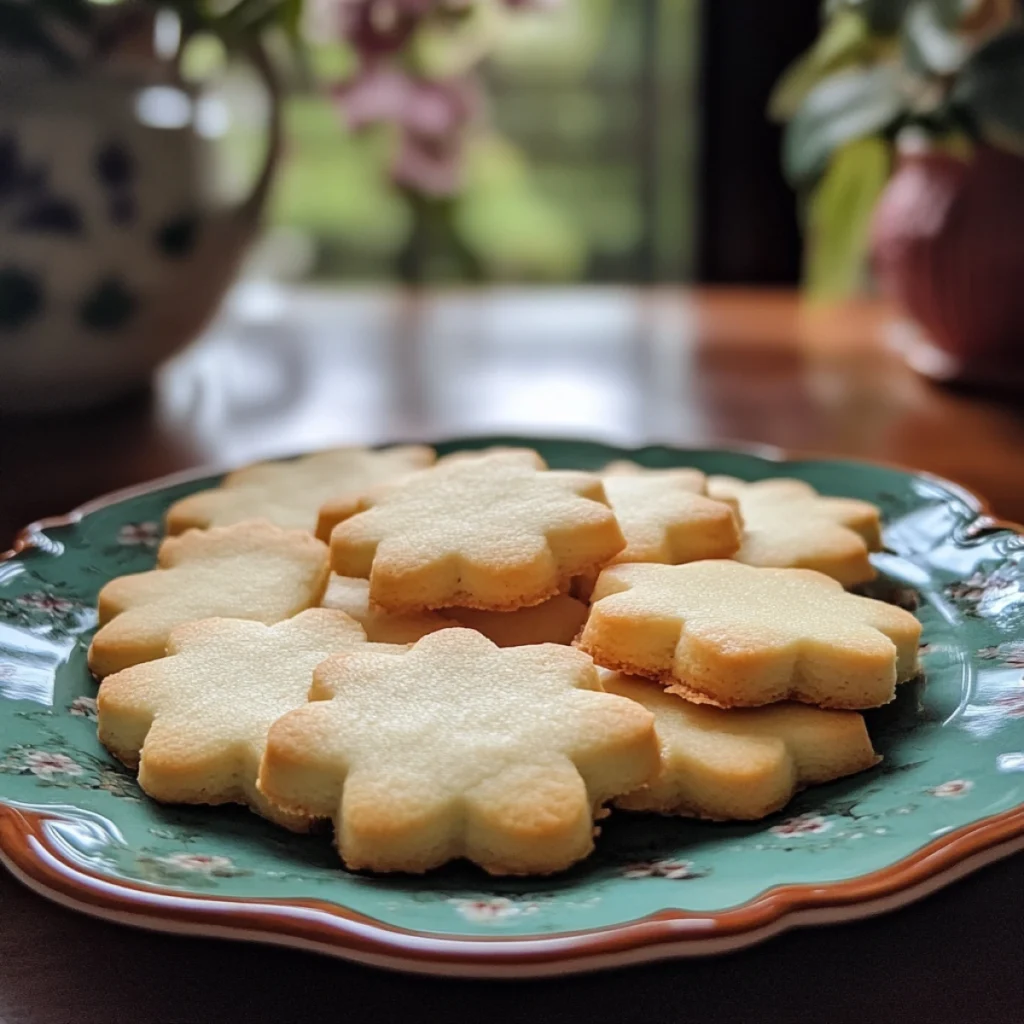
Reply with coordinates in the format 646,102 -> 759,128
769,814 -> 832,836
24,750 -> 84,778
403,76 -> 479,138
392,132 -> 465,195
994,691 -> 1024,718
18,593 -> 76,613
929,779 -> 973,798
117,522 -> 161,547
979,642 -> 1024,667
449,897 -> 537,922
946,568 -> 1016,603
339,67 -> 478,138
621,858 -> 701,880
159,853 -> 236,875
333,63 -> 479,196
335,66 -> 412,129
330,0 -> 492,200
69,695 -> 98,720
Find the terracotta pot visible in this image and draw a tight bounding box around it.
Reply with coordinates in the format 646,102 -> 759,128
0,49 -> 281,414
870,143 -> 1024,388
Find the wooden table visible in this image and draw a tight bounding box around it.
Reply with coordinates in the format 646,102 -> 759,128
1,288 -> 1022,1024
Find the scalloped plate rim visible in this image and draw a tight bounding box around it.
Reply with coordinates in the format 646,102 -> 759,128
2,434 -> 1023,978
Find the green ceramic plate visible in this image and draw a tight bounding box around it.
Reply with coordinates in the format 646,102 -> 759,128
1,437 -> 1023,977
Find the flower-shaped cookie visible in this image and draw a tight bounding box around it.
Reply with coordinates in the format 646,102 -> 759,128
166,445 -> 435,535
89,521 -> 329,677
97,610 -> 382,829
258,628 -> 658,875
707,476 -> 882,586
314,447 -> 543,542
437,446 -> 548,469
579,561 -> 921,709
571,463 -> 742,600
328,454 -> 626,612
603,673 -> 879,819
602,466 -> 741,564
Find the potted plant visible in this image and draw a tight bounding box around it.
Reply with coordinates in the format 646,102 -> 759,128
0,1 -> 296,413
772,0 -> 1024,386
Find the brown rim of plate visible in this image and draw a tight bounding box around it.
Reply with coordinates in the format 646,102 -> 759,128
2,440 -> 1023,974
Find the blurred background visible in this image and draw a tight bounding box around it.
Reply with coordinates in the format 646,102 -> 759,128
0,1 -> 825,338
1,0 -> 1023,529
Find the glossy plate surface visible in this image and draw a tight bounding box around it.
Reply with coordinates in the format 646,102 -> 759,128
1,437 -> 1023,976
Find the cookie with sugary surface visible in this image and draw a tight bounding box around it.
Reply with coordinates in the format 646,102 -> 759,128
578,561 -> 920,709
328,453 -> 626,612
707,476 -> 882,587
97,610 -> 384,829
321,574 -> 450,644
447,594 -> 589,647
89,521 -> 329,677
603,672 -> 879,819
572,463 -> 741,600
437,446 -> 547,469
164,445 -> 435,536
258,628 -> 658,875
602,465 -> 741,564
313,447 -> 536,542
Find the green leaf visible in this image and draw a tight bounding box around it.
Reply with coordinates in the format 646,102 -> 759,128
804,136 -> 891,300
769,10 -> 872,122
457,136 -> 586,282
954,28 -> 1024,151
902,0 -> 968,74
278,0 -> 304,41
784,64 -> 904,185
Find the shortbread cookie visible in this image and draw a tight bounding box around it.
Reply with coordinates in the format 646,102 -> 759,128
315,447 -> 547,543
97,610 -> 380,829
437,446 -> 547,469
579,561 -> 921,709
447,594 -> 589,647
602,672 -> 879,819
572,465 -> 742,600
707,476 -> 882,587
258,628 -> 657,875
89,521 -> 330,677
166,445 -> 435,536
602,466 -> 741,563
321,575 -> 450,644
329,453 -> 626,612
314,445 -> 537,545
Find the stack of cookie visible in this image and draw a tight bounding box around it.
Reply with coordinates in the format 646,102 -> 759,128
89,445 -> 921,877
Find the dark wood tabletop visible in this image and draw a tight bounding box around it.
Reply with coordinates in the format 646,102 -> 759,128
1,288 -> 1022,1024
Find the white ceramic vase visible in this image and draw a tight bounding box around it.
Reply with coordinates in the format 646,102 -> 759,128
0,53 -> 280,414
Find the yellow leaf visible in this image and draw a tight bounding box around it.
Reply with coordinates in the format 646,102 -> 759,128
804,136 -> 891,301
